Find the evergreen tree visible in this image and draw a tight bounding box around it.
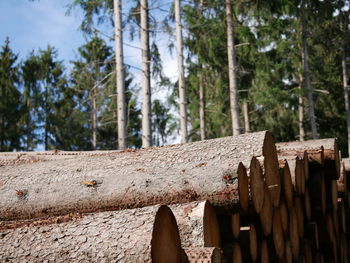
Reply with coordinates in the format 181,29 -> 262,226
0,38 -> 22,151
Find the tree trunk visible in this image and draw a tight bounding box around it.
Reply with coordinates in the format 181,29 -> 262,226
342,32 -> 350,156
0,205 -> 182,263
199,70 -> 206,140
114,0 -> 127,150
301,2 -> 318,139
225,0 -> 241,136
91,88 -> 97,150
243,100 -> 250,133
0,131 -> 278,221
170,201 -> 221,248
182,247 -> 222,263
175,0 -> 188,144
298,87 -> 305,141
141,0 -> 152,147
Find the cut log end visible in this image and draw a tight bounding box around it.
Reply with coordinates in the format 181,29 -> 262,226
280,160 -> 293,210
152,206 -> 182,263
261,240 -> 269,263
263,131 -> 281,207
183,247 -> 222,263
250,157 -> 265,213
259,184 -> 272,236
273,209 -> 285,259
237,162 -> 249,211
203,201 -> 221,248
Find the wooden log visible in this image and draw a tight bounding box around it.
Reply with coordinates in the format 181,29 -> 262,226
284,239 -> 293,263
279,157 -> 305,195
260,240 -> 269,263
303,240 -> 313,263
309,164 -> 327,217
249,157 -> 266,213
231,213 -> 240,239
279,199 -> 289,238
289,207 -> 300,259
276,140 -> 324,165
0,131 -> 280,220
237,163 -> 249,211
340,234 -> 348,263
182,247 -> 222,263
232,242 -> 243,263
295,196 -> 305,238
272,209 -> 285,259
338,198 -> 347,234
304,188 -> 312,220
279,160 -> 294,210
238,225 -> 258,262
259,184 -> 273,236
171,201 -> 221,248
0,205 -> 182,262
305,222 -> 319,251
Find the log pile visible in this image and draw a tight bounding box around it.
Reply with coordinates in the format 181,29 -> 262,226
0,131 -> 349,262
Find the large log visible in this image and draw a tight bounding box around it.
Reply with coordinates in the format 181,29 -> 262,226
170,201 -> 221,248
0,131 -> 279,220
0,205 -> 182,262
277,138 -> 340,179
182,247 -> 222,263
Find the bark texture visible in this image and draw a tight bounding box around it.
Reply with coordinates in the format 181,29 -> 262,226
183,247 -> 222,263
0,205 -> 182,263
170,201 -> 221,248
141,0 -> 152,147
114,0 -> 127,150
175,0 -> 188,143
225,0 -> 241,136
0,131 -> 277,220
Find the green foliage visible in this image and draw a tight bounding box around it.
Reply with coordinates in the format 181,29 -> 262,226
0,38 -> 22,151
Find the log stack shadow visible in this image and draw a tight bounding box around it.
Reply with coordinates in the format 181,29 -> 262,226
0,131 -> 348,262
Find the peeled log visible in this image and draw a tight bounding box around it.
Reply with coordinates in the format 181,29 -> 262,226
0,131 -> 279,221
182,247 -> 222,263
0,205 -> 182,263
170,201 -> 221,248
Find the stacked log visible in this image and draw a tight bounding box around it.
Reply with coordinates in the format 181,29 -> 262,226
0,131 -> 349,262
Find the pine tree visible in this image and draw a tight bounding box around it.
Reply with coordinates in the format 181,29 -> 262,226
0,38 -> 22,151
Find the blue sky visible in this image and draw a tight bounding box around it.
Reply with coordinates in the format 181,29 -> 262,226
0,0 -> 177,80
0,0 -> 86,65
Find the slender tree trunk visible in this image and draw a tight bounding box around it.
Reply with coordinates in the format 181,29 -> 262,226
199,70 -> 205,140
114,0 -> 127,150
199,0 -> 205,141
243,100 -> 250,133
342,17 -> 350,156
175,0 -> 188,143
225,0 -> 241,136
91,88 -> 97,150
301,2 -> 318,139
298,73 -> 305,141
298,94 -> 305,141
141,0 -> 152,147
44,86 -> 48,150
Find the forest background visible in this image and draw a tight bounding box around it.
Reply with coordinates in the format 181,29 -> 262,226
0,0 -> 349,156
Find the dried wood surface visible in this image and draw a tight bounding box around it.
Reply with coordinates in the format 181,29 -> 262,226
170,201 -> 221,248
0,205 -> 182,263
0,131 -> 277,220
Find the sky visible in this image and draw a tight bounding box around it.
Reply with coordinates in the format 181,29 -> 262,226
0,0 -> 177,80
0,0 -> 180,144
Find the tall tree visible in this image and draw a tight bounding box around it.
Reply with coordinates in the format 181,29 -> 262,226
225,0 -> 241,136
114,0 -> 127,150
175,0 -> 188,143
0,38 -> 22,151
141,0 -> 152,147
301,0 -> 318,139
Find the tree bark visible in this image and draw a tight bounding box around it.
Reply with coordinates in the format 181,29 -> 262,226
0,131 -> 278,220
199,71 -> 206,140
225,0 -> 241,136
91,87 -> 97,150
114,0 -> 127,150
342,32 -> 350,157
298,87 -> 305,141
175,0 -> 188,144
0,205 -> 182,263
170,201 -> 221,248
243,100 -> 250,133
141,0 -> 152,147
301,2 -> 318,139
182,247 -> 222,263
